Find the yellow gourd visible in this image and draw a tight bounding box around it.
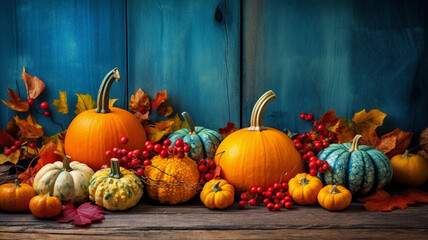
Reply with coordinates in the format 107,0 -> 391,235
317,185 -> 352,211
288,173 -> 323,205
200,179 -> 235,209
391,150 -> 428,187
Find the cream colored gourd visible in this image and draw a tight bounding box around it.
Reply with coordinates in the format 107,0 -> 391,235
33,155 -> 94,204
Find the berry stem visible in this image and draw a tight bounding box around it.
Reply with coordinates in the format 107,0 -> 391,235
348,134 -> 363,152
181,112 -> 196,134
211,180 -> 222,192
248,90 -> 277,131
95,68 -> 121,113
109,158 -> 124,179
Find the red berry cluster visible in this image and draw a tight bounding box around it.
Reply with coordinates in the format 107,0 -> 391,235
103,137 -> 191,176
4,140 -> 37,156
239,182 -> 293,211
293,113 -> 339,176
197,159 -> 217,184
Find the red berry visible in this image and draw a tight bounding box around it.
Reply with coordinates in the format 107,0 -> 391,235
154,144 -> 162,153
183,145 -> 191,152
240,193 -> 249,201
198,165 -> 207,173
314,142 -> 323,149
300,113 -> 306,120
280,199 -> 286,206
138,107 -> 145,112
162,145 -> 168,151
256,187 -> 264,194
175,138 -> 184,147
306,114 -> 314,121
316,159 -> 323,167
206,160 -> 216,169
183,142 -> 189,146
249,199 -> 256,206
27,98 -> 35,105
293,139 -> 301,144
309,162 -> 317,169
133,149 -> 140,157
239,200 -> 247,208
302,154 -> 309,161
160,150 -> 168,158
317,124 -> 326,132
318,167 -> 325,174
119,136 -> 128,144
146,144 -> 154,152
178,152 -> 185,158
101,164 -> 108,169
10,146 -> 17,152
163,139 -> 172,147
40,102 -> 49,110
267,187 -> 274,193
250,187 -> 257,193
137,168 -> 144,176
120,149 -> 128,156
28,142 -> 36,149
281,182 -> 288,190
313,120 -> 319,127
323,141 -> 330,148
121,156 -> 129,163
198,159 -> 207,165
284,196 -> 292,202
309,156 -> 318,162
131,158 -> 140,166
44,111 -> 51,117
295,142 -> 303,149
266,203 -> 275,211
265,191 -> 273,198
307,151 -> 315,157
176,147 -> 183,153
142,150 -> 150,158
328,136 -> 335,142
204,173 -> 213,181
263,198 -> 270,205
143,159 -> 151,166
145,141 -> 152,147
309,169 -> 318,176
127,151 -> 134,159
14,141 -> 21,148
276,192 -> 284,199
284,201 -> 292,209
273,183 -> 281,190
4,149 -> 12,156
274,203 -> 282,211
112,147 -> 119,153
105,150 -> 112,158
322,162 -> 329,170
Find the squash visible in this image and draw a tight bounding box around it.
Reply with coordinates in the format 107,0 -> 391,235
214,90 -> 303,193
145,154 -> 200,204
65,68 -> 146,170
317,185 -> 352,211
200,179 -> 235,209
317,134 -> 393,196
89,158 -> 144,211
33,155 -> 94,204
168,112 -> 223,161
29,194 -> 62,218
288,172 -> 323,205
0,180 -> 36,212
390,150 -> 428,187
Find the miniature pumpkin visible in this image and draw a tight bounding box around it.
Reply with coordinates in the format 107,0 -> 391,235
29,194 -> 62,218
317,134 -> 393,196
89,158 -> 144,211
288,172 -> 323,205
0,180 -> 36,212
168,112 -> 223,161
65,68 -> 146,170
390,150 -> 428,187
200,179 -> 235,209
145,154 -> 200,204
317,185 -> 352,211
214,90 -> 303,193
33,155 -> 94,204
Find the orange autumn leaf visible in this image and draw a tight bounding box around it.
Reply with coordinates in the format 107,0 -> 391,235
39,142 -> 58,158
219,122 -> 237,139
352,109 -> 386,134
35,151 -> 62,172
333,119 -> 356,143
13,114 -> 44,139
129,89 -> 150,113
420,127 -> 428,152
358,189 -> 428,212
151,90 -> 168,110
18,166 -> 37,186
134,111 -> 150,124
359,127 -> 380,147
158,105 -> 173,117
1,88 -> 30,112
22,67 -> 45,99
320,109 -> 340,129
375,128 -> 413,158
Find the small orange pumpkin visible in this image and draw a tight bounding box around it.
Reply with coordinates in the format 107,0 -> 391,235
200,179 -> 235,209
215,91 -> 303,193
29,194 -> 62,218
65,68 -> 146,170
391,150 -> 428,187
0,180 -> 36,212
288,173 -> 323,205
317,185 -> 352,211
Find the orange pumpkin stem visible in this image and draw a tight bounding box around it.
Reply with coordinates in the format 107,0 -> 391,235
95,68 -> 121,113
402,150 -> 410,158
299,176 -> 310,186
248,90 -> 277,131
349,134 -> 363,152
12,179 -> 21,188
63,155 -> 73,172
181,112 -> 196,134
211,181 -> 222,192
329,185 -> 341,194
109,158 -> 124,179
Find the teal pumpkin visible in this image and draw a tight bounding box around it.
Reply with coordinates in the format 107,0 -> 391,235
167,112 -> 223,161
317,134 -> 393,196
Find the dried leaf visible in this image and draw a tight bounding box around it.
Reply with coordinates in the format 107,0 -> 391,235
0,149 -> 21,165
151,90 -> 168,110
158,105 -> 173,117
144,125 -> 166,143
18,166 -> 37,186
56,202 -> 104,226
320,109 -> 340,129
1,88 -> 30,112
109,99 -> 118,108
53,90 -> 69,114
359,127 -> 380,147
75,94 -> 96,115
400,189 -> 428,203
155,119 -> 175,135
0,128 -> 16,147
134,111 -> 150,124
417,150 -> 428,163
6,119 -> 19,138
170,114 -> 188,132
420,128 -> 428,151
22,67 -> 45,99
375,128 -> 414,158
334,119 -> 356,143
35,152 -> 61,172
219,122 -> 237,139
129,89 -> 150,113
39,142 -> 58,158
358,189 -> 428,212
13,114 -> 44,139
352,109 -> 387,134
213,165 -> 222,179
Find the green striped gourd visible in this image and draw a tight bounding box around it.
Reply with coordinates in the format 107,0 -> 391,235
317,134 -> 393,196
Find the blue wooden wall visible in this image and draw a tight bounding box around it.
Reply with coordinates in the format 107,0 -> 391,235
1,0 -> 427,139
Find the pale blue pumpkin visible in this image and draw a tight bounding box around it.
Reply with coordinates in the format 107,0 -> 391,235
317,134 -> 393,196
167,112 -> 223,161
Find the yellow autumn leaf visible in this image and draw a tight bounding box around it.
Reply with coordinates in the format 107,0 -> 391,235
109,99 -> 118,108
53,90 -> 68,114
75,94 -> 96,115
0,149 -> 21,165
155,119 -> 175,135
144,125 -> 166,143
352,109 -> 387,134
170,114 -> 188,132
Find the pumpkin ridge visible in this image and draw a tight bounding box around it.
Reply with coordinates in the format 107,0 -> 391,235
365,151 -> 378,194
327,150 -> 346,185
367,149 -> 392,188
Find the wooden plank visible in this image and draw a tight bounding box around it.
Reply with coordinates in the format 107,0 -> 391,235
0,0 -> 127,136
243,0 -> 428,135
127,0 -> 241,130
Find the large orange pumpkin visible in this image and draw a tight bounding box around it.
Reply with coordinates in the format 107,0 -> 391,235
214,90 -> 303,193
65,68 -> 146,170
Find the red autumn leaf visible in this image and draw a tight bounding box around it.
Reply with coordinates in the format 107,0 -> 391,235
129,88 -> 150,113
22,67 -> 45,99
219,122 -> 237,139
18,166 -> 37,186
213,165 -> 222,179
375,128 -> 414,158
56,202 -> 104,226
35,152 -> 62,172
320,109 -> 340,129
157,105 -> 173,117
1,88 -> 30,112
357,189 -> 428,212
400,189 -> 428,203
0,128 -> 16,148
420,127 -> 428,152
151,90 -> 168,110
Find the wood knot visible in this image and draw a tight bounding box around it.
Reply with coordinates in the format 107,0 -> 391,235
215,8 -> 223,22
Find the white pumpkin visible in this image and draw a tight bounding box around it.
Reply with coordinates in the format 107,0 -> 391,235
33,155 -> 94,204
